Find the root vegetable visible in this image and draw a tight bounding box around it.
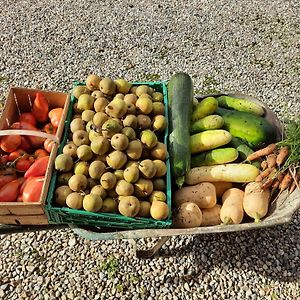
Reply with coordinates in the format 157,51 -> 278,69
261,160 -> 268,170
173,183 -> 217,209
243,182 -> 270,222
220,188 -> 244,224
211,182 -> 233,198
289,172 -> 300,194
266,154 -> 277,169
201,204 -> 221,226
276,146 -> 289,167
173,202 -> 202,228
255,167 -> 275,182
279,172 -> 293,192
246,143 -> 277,161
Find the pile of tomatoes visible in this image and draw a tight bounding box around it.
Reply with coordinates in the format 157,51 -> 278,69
0,92 -> 63,203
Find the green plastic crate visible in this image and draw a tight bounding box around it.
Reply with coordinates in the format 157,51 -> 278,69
45,81 -> 172,229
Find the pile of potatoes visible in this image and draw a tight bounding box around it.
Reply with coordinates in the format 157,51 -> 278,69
173,181 -> 271,228
54,75 -> 169,221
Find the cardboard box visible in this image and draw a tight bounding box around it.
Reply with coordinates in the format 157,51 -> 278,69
0,87 -> 70,225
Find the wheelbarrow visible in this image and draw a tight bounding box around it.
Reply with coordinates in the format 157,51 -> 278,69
1,92 -> 299,258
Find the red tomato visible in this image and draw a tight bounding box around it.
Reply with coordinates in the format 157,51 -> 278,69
0,135 -> 21,153
43,123 -> 57,134
8,149 -> 28,162
19,113 -> 37,126
19,136 -> 33,152
22,176 -> 44,203
0,174 -> 17,189
34,149 -> 49,159
44,138 -> 55,153
32,93 -> 49,123
16,158 -> 32,172
49,108 -> 63,128
10,121 -> 45,147
0,178 -> 25,202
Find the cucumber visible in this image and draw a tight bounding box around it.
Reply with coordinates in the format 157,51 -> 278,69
190,129 -> 232,154
216,107 -> 276,149
168,72 -> 194,187
191,148 -> 239,167
230,137 -> 261,168
192,97 -> 218,121
217,95 -> 264,116
190,115 -> 224,134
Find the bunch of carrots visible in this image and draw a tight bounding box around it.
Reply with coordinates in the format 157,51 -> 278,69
246,117 -> 300,196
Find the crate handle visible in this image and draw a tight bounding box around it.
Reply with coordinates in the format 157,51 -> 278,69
0,129 -> 60,143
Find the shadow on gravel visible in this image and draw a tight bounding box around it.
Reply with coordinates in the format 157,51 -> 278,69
159,214 -> 300,283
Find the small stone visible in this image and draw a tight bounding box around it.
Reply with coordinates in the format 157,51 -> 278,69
26,266 -> 35,272
69,238 -> 76,247
184,283 -> 190,291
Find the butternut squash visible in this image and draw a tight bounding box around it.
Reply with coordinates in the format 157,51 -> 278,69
211,182 -> 233,198
220,188 -> 244,224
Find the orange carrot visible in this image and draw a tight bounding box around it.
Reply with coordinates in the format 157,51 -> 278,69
255,167 -> 275,182
262,168 -> 278,190
276,146 -> 289,167
261,160 -> 268,170
246,144 -> 277,161
266,154 -> 277,169
271,173 -> 285,195
289,172 -> 300,194
279,172 -> 293,192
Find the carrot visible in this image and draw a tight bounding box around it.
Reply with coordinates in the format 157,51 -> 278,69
255,167 -> 275,182
261,160 -> 268,171
276,146 -> 289,168
270,173 -> 284,195
246,144 -> 277,161
266,154 -> 277,169
279,172 -> 293,192
289,172 -> 300,194
262,168 -> 278,190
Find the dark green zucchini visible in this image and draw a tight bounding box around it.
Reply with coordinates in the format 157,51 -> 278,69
167,73 -> 194,187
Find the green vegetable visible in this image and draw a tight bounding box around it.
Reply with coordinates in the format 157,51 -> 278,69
216,107 -> 276,149
276,116 -> 300,173
168,72 -> 194,187
217,95 -> 265,116
230,137 -> 261,168
190,115 -> 224,134
190,129 -> 232,154
191,148 -> 238,167
185,164 -> 260,185
192,97 -> 218,121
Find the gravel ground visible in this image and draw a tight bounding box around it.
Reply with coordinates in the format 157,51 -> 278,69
0,0 -> 300,299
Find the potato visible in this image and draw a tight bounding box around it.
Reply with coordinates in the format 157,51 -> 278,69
174,182 -> 217,209
243,182 -> 270,222
220,188 -> 244,224
201,204 -> 221,226
173,202 -> 202,228
211,182 -> 233,198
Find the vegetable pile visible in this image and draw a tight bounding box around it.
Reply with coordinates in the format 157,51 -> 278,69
170,74 -> 300,228
0,92 -> 63,203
